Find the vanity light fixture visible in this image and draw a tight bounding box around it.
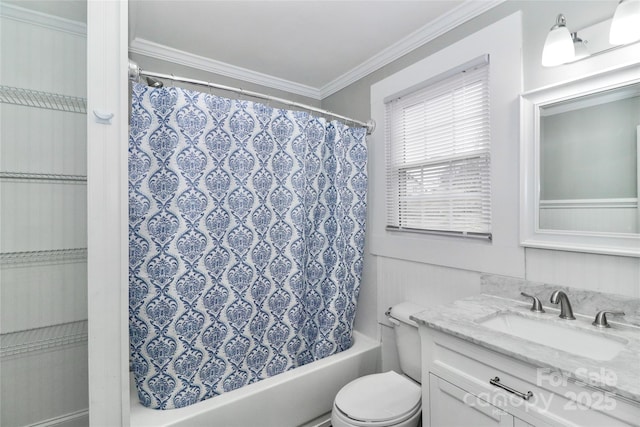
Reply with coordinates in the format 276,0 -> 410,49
610,0 -> 640,45
571,32 -> 590,61
543,3 -> 640,67
542,14 -> 575,67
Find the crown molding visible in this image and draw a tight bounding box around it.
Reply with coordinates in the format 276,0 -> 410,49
129,0 -> 504,101
0,3 -> 86,37
2,1 -> 504,100
129,38 -> 323,100
319,0 -> 506,98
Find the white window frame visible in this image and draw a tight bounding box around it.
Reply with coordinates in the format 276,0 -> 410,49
369,12 -> 524,276
384,56 -> 492,239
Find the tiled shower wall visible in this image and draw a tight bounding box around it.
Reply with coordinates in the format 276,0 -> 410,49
0,5 -> 89,426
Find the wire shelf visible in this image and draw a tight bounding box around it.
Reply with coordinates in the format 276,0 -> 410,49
0,85 -> 87,113
0,320 -> 88,358
0,248 -> 88,267
0,171 -> 87,183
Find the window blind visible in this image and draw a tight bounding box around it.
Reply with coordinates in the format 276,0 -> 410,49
385,60 -> 491,238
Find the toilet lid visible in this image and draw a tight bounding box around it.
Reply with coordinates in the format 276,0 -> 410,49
335,371 -> 421,423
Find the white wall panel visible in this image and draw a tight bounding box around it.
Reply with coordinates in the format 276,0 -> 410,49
0,17 -> 86,98
0,181 -> 87,252
375,256 -> 481,374
525,248 -> 640,298
377,256 -> 480,325
0,5 -> 88,427
86,0 -> 131,423
1,105 -> 87,176
1,260 -> 87,333
0,343 -> 88,427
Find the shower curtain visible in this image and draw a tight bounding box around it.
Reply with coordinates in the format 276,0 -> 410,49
128,83 -> 367,409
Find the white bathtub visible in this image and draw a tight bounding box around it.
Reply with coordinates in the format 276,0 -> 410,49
129,331 -> 380,427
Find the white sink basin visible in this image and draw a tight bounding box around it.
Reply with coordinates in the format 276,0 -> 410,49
478,313 -> 627,361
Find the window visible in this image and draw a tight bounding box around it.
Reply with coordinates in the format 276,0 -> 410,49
384,57 -> 491,239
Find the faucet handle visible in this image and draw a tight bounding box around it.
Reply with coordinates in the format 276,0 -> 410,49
520,292 -> 545,313
592,310 -> 625,328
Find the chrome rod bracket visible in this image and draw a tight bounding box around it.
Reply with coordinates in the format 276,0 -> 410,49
366,119 -> 376,135
128,59 -> 140,82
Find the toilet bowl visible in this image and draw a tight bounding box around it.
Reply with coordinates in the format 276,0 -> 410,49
331,302 -> 425,427
332,371 -> 421,427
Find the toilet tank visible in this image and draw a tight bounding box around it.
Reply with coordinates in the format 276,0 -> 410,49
388,302 -> 424,383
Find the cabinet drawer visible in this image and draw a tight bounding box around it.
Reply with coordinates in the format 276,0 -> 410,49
430,373 -> 530,427
427,330 -> 639,427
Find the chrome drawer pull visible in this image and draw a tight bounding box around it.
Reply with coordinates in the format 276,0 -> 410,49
489,376 -> 533,401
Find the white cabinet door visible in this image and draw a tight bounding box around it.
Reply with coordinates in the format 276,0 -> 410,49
430,373 -> 514,427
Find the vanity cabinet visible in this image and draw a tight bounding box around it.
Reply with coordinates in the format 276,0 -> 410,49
421,328 -> 640,427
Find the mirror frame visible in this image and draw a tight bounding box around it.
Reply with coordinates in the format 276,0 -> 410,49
520,64 -> 640,257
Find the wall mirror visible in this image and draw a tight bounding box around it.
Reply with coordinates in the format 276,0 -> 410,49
521,64 -> 640,257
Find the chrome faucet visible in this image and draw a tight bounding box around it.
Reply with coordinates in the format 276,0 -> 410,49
550,290 -> 576,320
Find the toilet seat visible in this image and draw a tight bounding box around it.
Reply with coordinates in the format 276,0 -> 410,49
334,371 -> 421,425
332,401 -> 421,427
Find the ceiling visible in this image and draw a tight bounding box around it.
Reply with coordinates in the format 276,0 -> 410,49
5,1 -> 503,99
129,1 -> 467,93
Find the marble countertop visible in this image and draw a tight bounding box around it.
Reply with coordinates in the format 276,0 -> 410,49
411,294 -> 640,402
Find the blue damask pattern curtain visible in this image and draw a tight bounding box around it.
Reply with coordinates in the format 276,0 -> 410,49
128,83 -> 367,410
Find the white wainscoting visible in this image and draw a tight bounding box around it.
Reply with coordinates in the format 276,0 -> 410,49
376,256 -> 481,326
0,341 -> 88,427
525,248 -> 640,298
0,106 -> 87,175
0,180 -> 87,253
1,256 -> 87,333
375,255 -> 482,371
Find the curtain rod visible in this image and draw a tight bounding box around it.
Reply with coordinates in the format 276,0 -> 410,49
128,60 -> 375,135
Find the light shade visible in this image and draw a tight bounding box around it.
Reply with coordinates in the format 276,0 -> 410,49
542,14 -> 575,67
610,0 -> 640,45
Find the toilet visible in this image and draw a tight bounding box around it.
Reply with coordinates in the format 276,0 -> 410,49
331,302 -> 424,427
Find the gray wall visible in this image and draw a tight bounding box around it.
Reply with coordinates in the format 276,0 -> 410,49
318,0 -> 640,365
128,0 -> 638,373
321,1 -> 619,121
